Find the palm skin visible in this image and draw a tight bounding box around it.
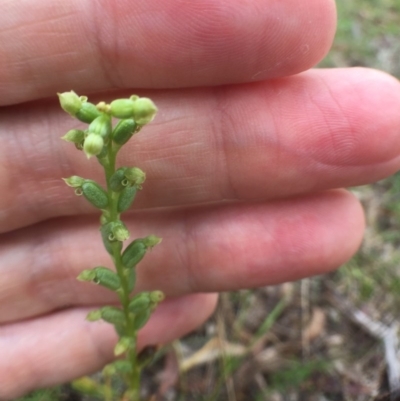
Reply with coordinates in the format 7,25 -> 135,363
1,0 -> 400,398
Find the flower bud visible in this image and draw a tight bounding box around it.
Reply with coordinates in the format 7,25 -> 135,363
100,306 -> 125,324
114,336 -> 134,356
109,168 -> 128,192
142,235 -> 162,248
62,175 -> 85,188
121,239 -> 147,269
109,99 -> 135,119
82,180 -> 109,209
124,167 -> 146,187
78,266 -> 121,291
75,102 -> 102,123
71,377 -> 102,394
126,267 -> 136,292
101,223 -> 123,255
117,186 -> 137,213
112,119 -> 138,145
110,361 -> 132,374
88,114 -> 112,141
86,309 -> 102,321
129,292 -> 151,313
134,308 -> 151,330
61,129 -> 85,149
83,133 -> 104,159
111,221 -> 130,242
150,290 -> 165,304
132,97 -> 157,125
58,91 -> 82,116
77,269 -> 96,282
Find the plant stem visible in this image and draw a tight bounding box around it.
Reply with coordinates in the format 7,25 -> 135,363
103,142 -> 141,401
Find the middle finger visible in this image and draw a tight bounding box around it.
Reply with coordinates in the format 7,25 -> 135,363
0,68 -> 399,233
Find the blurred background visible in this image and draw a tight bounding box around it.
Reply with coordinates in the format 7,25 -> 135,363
20,1 -> 400,400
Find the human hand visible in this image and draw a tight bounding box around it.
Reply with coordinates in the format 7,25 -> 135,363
1,0 -> 400,398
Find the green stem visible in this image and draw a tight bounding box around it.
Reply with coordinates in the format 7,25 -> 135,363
103,142 -> 141,401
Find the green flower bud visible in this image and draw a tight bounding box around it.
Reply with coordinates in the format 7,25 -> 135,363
134,308 -> 152,330
100,210 -> 111,225
114,323 -> 127,337
100,306 -> 125,324
101,223 -> 123,255
110,360 -> 132,374
117,186 -> 137,213
62,175 -> 85,188
71,377 -> 102,395
111,221 -> 130,242
121,239 -> 147,269
150,290 -> 165,304
112,119 -> 137,145
61,129 -> 85,149
114,336 -> 134,356
82,181 -> 109,209
75,102 -> 102,123
77,269 -> 96,282
58,91 -> 82,116
132,97 -> 157,125
109,168 -> 128,192
126,268 -> 136,292
83,133 -> 104,159
88,114 -> 112,141
129,292 -> 151,313
80,266 -> 121,291
143,235 -> 162,248
109,99 -> 135,119
86,309 -> 102,321
122,235 -> 161,268
124,167 -> 146,187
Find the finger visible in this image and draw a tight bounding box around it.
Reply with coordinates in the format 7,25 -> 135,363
0,293 -> 217,399
0,0 -> 336,105
0,190 -> 364,323
0,68 -> 399,232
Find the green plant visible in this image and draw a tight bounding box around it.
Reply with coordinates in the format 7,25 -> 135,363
59,91 -> 164,401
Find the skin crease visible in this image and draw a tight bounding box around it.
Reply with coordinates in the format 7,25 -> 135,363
0,0 -> 400,398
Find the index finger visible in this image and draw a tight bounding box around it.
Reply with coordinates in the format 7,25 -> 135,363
0,0 -> 336,105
